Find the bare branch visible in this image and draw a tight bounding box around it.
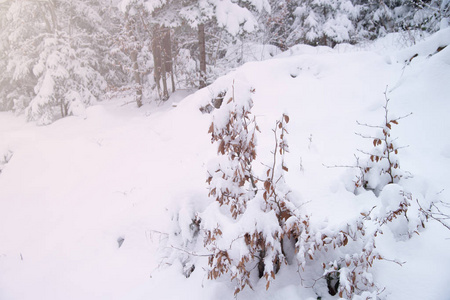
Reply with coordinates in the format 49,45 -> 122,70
355,132 -> 378,139
356,120 -> 384,129
322,163 -> 359,169
417,200 -> 450,231
390,112 -> 413,123
170,245 -> 213,257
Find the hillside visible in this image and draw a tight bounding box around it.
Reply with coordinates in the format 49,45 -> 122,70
0,30 -> 450,300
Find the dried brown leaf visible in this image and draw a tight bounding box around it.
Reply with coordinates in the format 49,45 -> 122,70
264,180 -> 271,192
218,140 -> 225,155
208,123 -> 214,134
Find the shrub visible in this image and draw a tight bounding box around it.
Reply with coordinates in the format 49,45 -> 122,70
354,90 -> 412,195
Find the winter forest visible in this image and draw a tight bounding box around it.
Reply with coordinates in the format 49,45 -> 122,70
1,0 -> 450,299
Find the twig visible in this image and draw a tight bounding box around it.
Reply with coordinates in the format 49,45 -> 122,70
381,257 -> 405,266
356,121 -> 384,129
417,200 -> 450,231
120,100 -> 137,106
322,163 -> 359,169
354,132 -> 378,139
170,245 -> 213,257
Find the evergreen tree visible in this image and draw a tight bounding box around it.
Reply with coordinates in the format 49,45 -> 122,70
261,0 -> 298,50
0,0 -> 50,112
0,0 -> 120,124
288,0 -> 362,46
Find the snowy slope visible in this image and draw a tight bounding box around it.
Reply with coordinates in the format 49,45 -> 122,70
1,30 -> 450,300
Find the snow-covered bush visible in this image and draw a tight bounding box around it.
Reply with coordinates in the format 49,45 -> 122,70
206,83 -> 258,219
162,200 -> 204,278
199,81 -> 304,294
354,91 -> 412,195
0,150 -> 13,175
203,82 -> 262,294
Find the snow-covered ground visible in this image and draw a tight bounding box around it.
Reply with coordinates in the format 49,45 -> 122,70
1,30 -> 450,300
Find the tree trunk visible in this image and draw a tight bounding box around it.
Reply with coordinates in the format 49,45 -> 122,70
44,1 -> 57,33
160,27 -> 169,100
131,49 -> 143,107
162,28 -> 175,93
38,3 -> 53,33
198,23 -> 207,89
126,12 -> 142,107
153,26 -> 170,101
152,29 -> 162,98
160,47 -> 169,101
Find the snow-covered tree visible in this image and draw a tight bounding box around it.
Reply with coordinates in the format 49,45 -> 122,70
261,0 -> 298,50
117,0 -> 179,101
0,0 -> 50,112
26,33 -> 107,124
117,0 -> 271,94
178,0 -> 270,86
288,0 -> 362,46
283,0 -> 449,45
0,0 -> 120,124
367,0 -> 450,35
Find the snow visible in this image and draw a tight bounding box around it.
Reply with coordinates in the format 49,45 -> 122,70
118,0 -> 168,14
1,31 -> 450,299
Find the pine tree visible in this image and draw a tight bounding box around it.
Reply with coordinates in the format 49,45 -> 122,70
288,0 -> 362,46
0,0 -> 119,124
0,0 -> 50,112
